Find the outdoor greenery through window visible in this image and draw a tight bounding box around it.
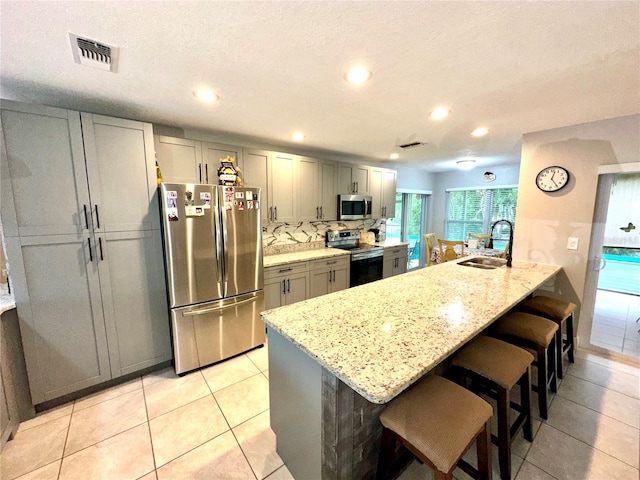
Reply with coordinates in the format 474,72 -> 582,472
386,192 -> 428,270
445,187 -> 518,248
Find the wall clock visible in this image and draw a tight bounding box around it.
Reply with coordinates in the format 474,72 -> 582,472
535,166 -> 570,192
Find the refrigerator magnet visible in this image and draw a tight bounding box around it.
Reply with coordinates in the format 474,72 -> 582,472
225,202 -> 233,210
247,200 -> 254,209
238,201 -> 245,211
185,206 -> 204,217
200,192 -> 211,208
235,191 -> 244,199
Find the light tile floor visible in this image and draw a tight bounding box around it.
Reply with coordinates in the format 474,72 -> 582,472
1,345 -> 638,480
590,289 -> 640,359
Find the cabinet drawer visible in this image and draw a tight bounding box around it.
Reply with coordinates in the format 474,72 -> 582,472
265,261 -> 309,280
310,256 -> 349,271
384,246 -> 408,256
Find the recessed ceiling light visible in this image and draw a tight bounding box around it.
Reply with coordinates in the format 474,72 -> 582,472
344,67 -> 372,84
429,107 -> 450,120
456,159 -> 476,170
194,89 -> 218,103
389,153 -> 399,160
292,132 -> 305,142
471,127 -> 489,137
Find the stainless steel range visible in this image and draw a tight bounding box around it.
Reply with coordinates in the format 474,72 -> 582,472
326,229 -> 384,287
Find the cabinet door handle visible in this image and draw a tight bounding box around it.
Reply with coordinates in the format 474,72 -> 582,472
269,206 -> 273,222
205,164 -> 209,183
278,267 -> 292,273
282,279 -> 286,295
287,279 -> 291,293
274,206 -> 278,221
94,205 -> 100,229
320,206 -> 323,219
352,181 -> 355,193
316,206 -> 319,219
326,260 -> 337,265
87,238 -> 94,262
355,181 -> 358,193
98,237 -> 104,261
83,204 -> 89,230
199,164 -> 202,183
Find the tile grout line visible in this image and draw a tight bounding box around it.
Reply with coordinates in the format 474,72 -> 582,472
555,388 -> 640,430
141,372 -> 160,479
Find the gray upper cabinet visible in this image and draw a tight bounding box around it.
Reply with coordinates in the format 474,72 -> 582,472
339,163 -> 370,194
0,102 -> 89,238
153,136 -> 200,184
83,114 -> 160,232
318,160 -> 338,221
243,149 -> 270,225
370,167 -> 397,218
1,100 -> 170,404
296,156 -> 319,222
201,142 -> 242,185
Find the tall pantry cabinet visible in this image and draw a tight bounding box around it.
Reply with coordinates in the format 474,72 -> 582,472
0,100 -> 171,404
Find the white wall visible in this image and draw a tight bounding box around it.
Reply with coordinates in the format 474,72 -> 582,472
514,113 -> 640,329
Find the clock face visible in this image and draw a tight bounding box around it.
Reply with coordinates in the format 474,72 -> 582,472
536,166 -> 570,192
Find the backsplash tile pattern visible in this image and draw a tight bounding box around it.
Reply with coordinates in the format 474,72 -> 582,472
263,219 -> 386,255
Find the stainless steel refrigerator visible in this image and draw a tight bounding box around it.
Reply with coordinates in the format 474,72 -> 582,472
159,183 -> 265,374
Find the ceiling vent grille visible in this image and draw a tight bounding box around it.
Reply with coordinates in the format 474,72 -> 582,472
398,141 -> 428,149
69,33 -> 118,72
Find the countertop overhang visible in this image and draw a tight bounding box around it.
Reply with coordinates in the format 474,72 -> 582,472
261,258 -> 561,404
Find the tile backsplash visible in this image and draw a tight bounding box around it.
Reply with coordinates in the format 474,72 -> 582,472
263,219 -> 386,255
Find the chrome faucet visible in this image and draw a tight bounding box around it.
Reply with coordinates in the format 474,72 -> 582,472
488,219 -> 514,267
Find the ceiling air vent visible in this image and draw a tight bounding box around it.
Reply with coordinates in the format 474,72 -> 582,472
69,33 -> 118,72
398,141 -> 427,149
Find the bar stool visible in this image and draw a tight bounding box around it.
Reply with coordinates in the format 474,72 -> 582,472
518,296 -> 576,379
450,336 -> 533,480
378,375 -> 493,480
491,312 -> 558,420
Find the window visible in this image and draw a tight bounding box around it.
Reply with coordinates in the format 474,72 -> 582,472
445,187 -> 518,247
387,192 -> 429,270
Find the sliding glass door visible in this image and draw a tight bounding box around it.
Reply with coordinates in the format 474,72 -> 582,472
386,192 -> 429,270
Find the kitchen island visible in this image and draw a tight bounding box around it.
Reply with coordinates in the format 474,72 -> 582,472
261,258 -> 561,479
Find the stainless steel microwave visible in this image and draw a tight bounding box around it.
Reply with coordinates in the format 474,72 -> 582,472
338,194 -> 372,220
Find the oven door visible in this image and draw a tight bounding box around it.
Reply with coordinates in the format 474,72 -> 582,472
350,254 -> 383,287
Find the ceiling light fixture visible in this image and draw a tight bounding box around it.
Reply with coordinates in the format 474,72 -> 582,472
471,127 -> 489,137
344,67 -> 372,84
429,107 -> 450,120
194,89 -> 218,103
389,153 -> 399,160
292,132 -> 305,142
456,159 -> 476,170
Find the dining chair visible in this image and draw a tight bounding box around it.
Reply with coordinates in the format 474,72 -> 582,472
467,233 -> 492,244
423,233 -> 438,266
437,239 -> 464,262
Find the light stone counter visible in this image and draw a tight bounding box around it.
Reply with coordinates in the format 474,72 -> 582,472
263,258 -> 561,403
263,247 -> 350,268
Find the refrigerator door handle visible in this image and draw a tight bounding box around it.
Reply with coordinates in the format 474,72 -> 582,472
182,296 -> 259,316
214,205 -> 224,290
205,164 -> 209,184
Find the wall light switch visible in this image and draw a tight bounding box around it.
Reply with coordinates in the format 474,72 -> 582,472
567,237 -> 579,250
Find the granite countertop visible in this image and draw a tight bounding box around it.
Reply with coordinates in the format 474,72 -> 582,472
261,258 -> 561,404
1,283 -> 16,316
264,248 -> 350,268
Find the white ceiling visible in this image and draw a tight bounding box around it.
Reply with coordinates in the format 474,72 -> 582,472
1,1 -> 638,172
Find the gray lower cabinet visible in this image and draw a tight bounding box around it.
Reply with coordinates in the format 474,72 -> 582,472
1,100 -> 170,404
308,257 -> 350,299
382,245 -> 408,279
264,262 -> 309,310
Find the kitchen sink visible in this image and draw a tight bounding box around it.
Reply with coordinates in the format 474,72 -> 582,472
458,257 -> 507,269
